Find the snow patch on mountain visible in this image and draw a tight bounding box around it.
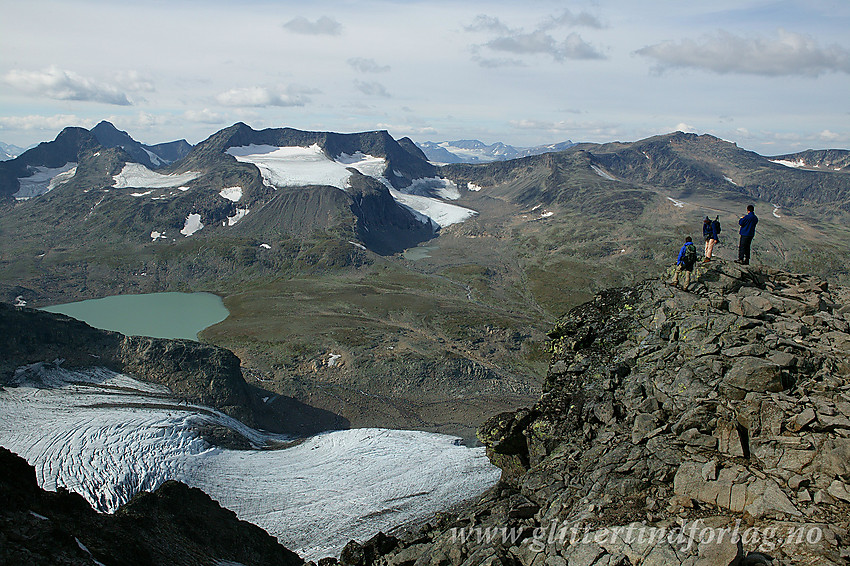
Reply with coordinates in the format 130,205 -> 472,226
14,163 -> 77,199
226,144 -> 369,190
180,213 -> 203,236
591,164 -> 616,181
404,177 -> 461,200
336,151 -> 387,178
227,143 -> 477,229
0,364 -> 499,561
113,163 -> 200,189
771,158 -> 806,169
219,186 -> 243,202
390,189 -> 477,228
225,208 -> 249,226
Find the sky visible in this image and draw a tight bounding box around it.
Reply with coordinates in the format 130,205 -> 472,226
1,0 -> 849,155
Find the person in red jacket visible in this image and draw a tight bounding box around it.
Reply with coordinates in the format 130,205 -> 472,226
735,205 -> 758,265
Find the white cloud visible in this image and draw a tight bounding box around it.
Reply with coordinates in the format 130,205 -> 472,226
509,118 -> 620,140
2,66 -> 132,105
636,29 -> 850,77
183,108 -> 227,124
487,31 -> 603,60
283,16 -> 342,36
375,123 -> 438,136
464,15 -> 512,34
215,86 -> 310,107
0,114 -> 95,131
115,70 -> 156,93
472,54 -> 526,68
347,57 -> 390,73
675,122 -> 697,133
539,9 -> 604,30
467,12 -> 605,62
818,129 -> 842,142
354,80 -> 390,97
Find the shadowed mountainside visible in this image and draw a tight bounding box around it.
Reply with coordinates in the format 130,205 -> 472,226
0,446 -> 305,566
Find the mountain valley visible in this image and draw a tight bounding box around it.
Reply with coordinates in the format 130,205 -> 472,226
2,124 -> 850,442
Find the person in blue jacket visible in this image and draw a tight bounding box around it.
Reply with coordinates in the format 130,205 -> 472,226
736,205 -> 758,265
669,236 -> 697,290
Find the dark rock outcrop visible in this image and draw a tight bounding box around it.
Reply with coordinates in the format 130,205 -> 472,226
335,261 -> 850,566
0,446 -> 304,566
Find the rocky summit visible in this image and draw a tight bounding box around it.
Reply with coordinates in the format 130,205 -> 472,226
331,261 -> 850,566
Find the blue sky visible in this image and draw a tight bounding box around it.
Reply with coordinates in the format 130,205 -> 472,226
1,0 -> 848,154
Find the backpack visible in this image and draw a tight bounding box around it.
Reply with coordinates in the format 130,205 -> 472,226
712,216 -> 721,235
683,243 -> 697,266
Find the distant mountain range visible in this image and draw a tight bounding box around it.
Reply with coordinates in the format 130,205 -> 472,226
415,139 -> 575,164
0,141 -> 30,161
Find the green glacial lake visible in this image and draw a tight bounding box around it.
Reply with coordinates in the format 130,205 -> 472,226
41,292 -> 229,341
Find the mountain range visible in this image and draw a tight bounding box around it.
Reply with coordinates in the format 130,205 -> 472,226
415,139 -> 576,164
1,122 -> 850,443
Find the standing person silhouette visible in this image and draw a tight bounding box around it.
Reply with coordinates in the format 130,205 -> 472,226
702,216 -> 718,262
736,205 -> 758,265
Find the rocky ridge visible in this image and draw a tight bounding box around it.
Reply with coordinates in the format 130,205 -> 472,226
330,261 -> 850,566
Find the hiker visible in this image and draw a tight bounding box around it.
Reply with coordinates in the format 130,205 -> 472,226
736,205 -> 758,265
669,236 -> 697,290
702,216 -> 719,262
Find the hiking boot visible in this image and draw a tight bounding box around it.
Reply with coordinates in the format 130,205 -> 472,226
703,258 -> 711,262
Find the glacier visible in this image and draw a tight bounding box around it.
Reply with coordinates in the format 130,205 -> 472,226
0,363 -> 499,560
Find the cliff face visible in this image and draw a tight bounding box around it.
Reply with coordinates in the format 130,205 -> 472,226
0,446 -> 304,566
337,262 -> 850,566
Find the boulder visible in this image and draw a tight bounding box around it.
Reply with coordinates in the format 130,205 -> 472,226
721,357 -> 783,398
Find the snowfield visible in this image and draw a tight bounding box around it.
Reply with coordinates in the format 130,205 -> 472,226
226,144 -> 381,190
591,164 -> 617,181
226,143 -> 477,229
180,213 -> 204,236
390,189 -> 477,228
15,163 -> 77,199
219,186 -> 243,202
225,208 -> 249,226
771,158 -> 806,168
404,177 -> 461,200
0,364 -> 499,560
113,163 -> 200,189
